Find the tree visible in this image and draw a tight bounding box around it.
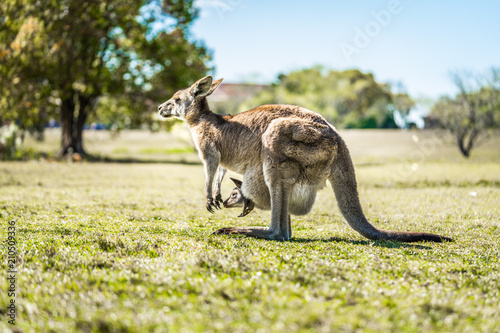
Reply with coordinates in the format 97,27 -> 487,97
0,12 -> 56,139
0,0 -> 211,156
389,82 -> 415,129
391,92 -> 415,128
239,67 -> 398,129
431,69 -> 500,158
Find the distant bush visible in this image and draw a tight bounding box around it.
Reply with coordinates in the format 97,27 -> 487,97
239,67 -> 402,129
0,123 -> 37,160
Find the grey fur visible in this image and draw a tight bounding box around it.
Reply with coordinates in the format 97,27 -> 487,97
158,76 -> 452,242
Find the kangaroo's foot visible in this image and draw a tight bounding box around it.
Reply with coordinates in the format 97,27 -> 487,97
238,199 -> 255,217
213,226 -> 289,240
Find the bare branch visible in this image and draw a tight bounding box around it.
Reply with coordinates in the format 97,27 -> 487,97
433,69 -> 500,157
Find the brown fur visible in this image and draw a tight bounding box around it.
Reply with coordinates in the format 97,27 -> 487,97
158,76 -> 453,242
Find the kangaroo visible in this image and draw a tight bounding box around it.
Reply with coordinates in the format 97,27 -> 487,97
158,76 -> 452,242
223,178 -> 255,217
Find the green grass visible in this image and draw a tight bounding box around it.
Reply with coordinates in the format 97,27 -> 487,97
1,130 -> 500,332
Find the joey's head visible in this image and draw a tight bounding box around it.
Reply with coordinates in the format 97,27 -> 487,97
224,178 -> 255,217
223,178 -> 245,208
158,76 -> 223,119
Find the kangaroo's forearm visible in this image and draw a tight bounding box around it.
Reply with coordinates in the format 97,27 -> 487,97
203,155 -> 220,198
213,166 -> 226,203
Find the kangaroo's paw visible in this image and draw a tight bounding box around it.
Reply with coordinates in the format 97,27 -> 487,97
212,227 -> 288,240
214,193 -> 223,208
237,208 -> 250,218
206,198 -> 220,213
237,199 -> 255,217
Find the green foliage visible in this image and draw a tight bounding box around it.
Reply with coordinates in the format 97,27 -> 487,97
0,0 -> 211,154
240,66 -> 399,129
0,122 -> 38,160
391,92 -> 416,129
0,123 -> 23,160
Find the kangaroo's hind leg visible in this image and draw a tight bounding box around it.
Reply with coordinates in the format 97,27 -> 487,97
267,178 -> 293,240
213,120 -> 302,241
213,158 -> 297,240
287,214 -> 292,239
213,179 -> 293,240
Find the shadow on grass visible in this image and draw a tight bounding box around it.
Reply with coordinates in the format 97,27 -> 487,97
39,151 -> 202,165
84,154 -> 202,165
290,236 -> 433,249
210,232 -> 433,250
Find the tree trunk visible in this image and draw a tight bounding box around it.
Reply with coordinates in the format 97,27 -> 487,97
457,136 -> 470,158
60,94 -> 90,157
60,97 -> 75,156
74,94 -> 90,155
33,107 -> 47,141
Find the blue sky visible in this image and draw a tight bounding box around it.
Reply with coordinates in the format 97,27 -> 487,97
191,0 -> 500,100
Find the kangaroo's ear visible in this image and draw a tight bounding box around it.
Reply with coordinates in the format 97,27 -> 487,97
190,76 -> 213,97
230,177 -> 243,188
206,78 -> 223,96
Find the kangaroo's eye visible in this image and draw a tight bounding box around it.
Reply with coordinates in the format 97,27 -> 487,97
175,98 -> 180,103
231,193 -> 237,197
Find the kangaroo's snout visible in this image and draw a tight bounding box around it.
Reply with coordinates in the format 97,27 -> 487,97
158,102 -> 172,118
222,197 -> 237,208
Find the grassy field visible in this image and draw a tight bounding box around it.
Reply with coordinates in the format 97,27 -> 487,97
1,129 -> 500,332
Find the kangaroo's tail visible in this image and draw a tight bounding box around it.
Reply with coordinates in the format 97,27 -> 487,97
329,137 -> 452,243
